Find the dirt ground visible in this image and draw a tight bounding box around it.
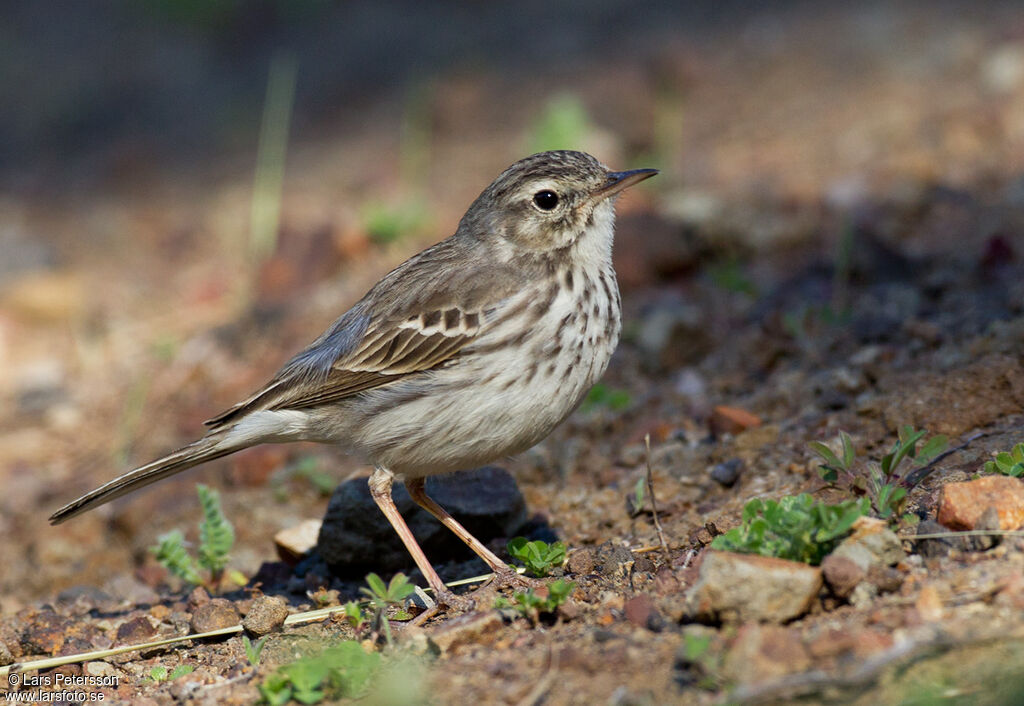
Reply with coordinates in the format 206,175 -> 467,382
2,2 -> 1024,704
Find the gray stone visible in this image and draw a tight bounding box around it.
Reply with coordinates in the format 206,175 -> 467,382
317,466 -> 528,575
710,459 -> 743,487
685,551 -> 822,623
915,520 -> 963,558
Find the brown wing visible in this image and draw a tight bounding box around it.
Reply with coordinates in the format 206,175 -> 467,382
204,305 -> 484,428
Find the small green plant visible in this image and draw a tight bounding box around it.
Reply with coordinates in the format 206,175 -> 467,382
243,635 -> 268,667
984,443 -> 1024,477
258,641 -> 381,705
147,663 -> 194,683
151,484 -> 237,590
495,579 -> 574,622
360,573 -> 415,647
152,530 -> 203,585
581,383 -> 632,412
507,537 -> 567,577
810,427 -> 947,520
628,476 -> 647,517
197,484 -> 235,582
341,600 -> 367,631
710,494 -> 869,565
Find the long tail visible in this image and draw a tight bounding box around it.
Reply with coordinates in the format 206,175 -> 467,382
49,430 -> 243,525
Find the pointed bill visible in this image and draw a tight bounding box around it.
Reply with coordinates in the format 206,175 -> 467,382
592,168 -> 659,201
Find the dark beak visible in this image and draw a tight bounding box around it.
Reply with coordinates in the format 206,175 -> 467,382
593,168 -> 659,201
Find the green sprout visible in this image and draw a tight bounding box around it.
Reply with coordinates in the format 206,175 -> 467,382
360,573 -> 415,647
243,635 -> 267,667
507,538 -> 567,578
810,427 -> 947,521
494,579 -> 575,622
984,443 -> 1024,477
151,484 -> 238,590
147,664 -> 194,683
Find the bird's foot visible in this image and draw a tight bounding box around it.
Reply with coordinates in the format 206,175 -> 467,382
410,587 -> 475,626
471,567 -> 545,603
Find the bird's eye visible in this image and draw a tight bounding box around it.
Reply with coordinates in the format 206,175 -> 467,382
532,190 -> 559,211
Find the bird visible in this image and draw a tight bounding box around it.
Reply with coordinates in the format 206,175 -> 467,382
51,150 -> 657,614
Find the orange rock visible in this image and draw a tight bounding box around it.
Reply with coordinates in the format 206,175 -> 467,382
709,405 -> 762,436
937,476 -> 1024,530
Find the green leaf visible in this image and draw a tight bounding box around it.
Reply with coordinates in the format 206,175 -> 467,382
259,671 -> 293,706
916,434 -> 948,465
386,573 -> 415,601
808,441 -> 842,471
887,428 -> 926,475
710,494 -> 867,565
508,580 -> 575,619
151,530 -> 202,585
633,477 -> 646,512
197,484 -> 235,574
507,537 -> 567,577
1012,444 -> 1024,464
243,635 -> 267,666
342,601 -> 365,629
363,573 -> 388,601
840,431 -> 855,469
169,664 -> 194,680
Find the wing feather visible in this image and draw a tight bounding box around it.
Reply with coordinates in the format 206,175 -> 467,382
205,304 -> 486,427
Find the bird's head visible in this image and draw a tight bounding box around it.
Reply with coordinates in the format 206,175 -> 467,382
461,150 -> 657,254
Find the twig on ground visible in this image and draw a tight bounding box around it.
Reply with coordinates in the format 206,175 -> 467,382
902,529 -> 1024,540
644,434 -> 671,559
0,568 -> 513,676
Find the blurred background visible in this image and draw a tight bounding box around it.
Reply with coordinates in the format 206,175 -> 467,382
2,0 -> 1024,607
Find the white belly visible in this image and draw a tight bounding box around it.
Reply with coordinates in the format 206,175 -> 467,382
342,265 -> 621,477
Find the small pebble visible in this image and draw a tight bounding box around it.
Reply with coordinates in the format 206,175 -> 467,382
190,599 -> 240,633
709,459 -> 743,487
242,595 -> 289,636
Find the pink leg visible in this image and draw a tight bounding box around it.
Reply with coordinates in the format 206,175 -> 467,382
368,468 -> 472,613
405,477 -> 540,590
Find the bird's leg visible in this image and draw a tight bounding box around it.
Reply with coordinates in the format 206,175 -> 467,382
367,468 -> 473,618
405,477 -> 542,592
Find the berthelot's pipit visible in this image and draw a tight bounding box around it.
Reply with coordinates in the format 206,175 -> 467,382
51,150 -> 657,613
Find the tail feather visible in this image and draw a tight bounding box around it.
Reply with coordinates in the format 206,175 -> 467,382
49,431 -> 240,525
